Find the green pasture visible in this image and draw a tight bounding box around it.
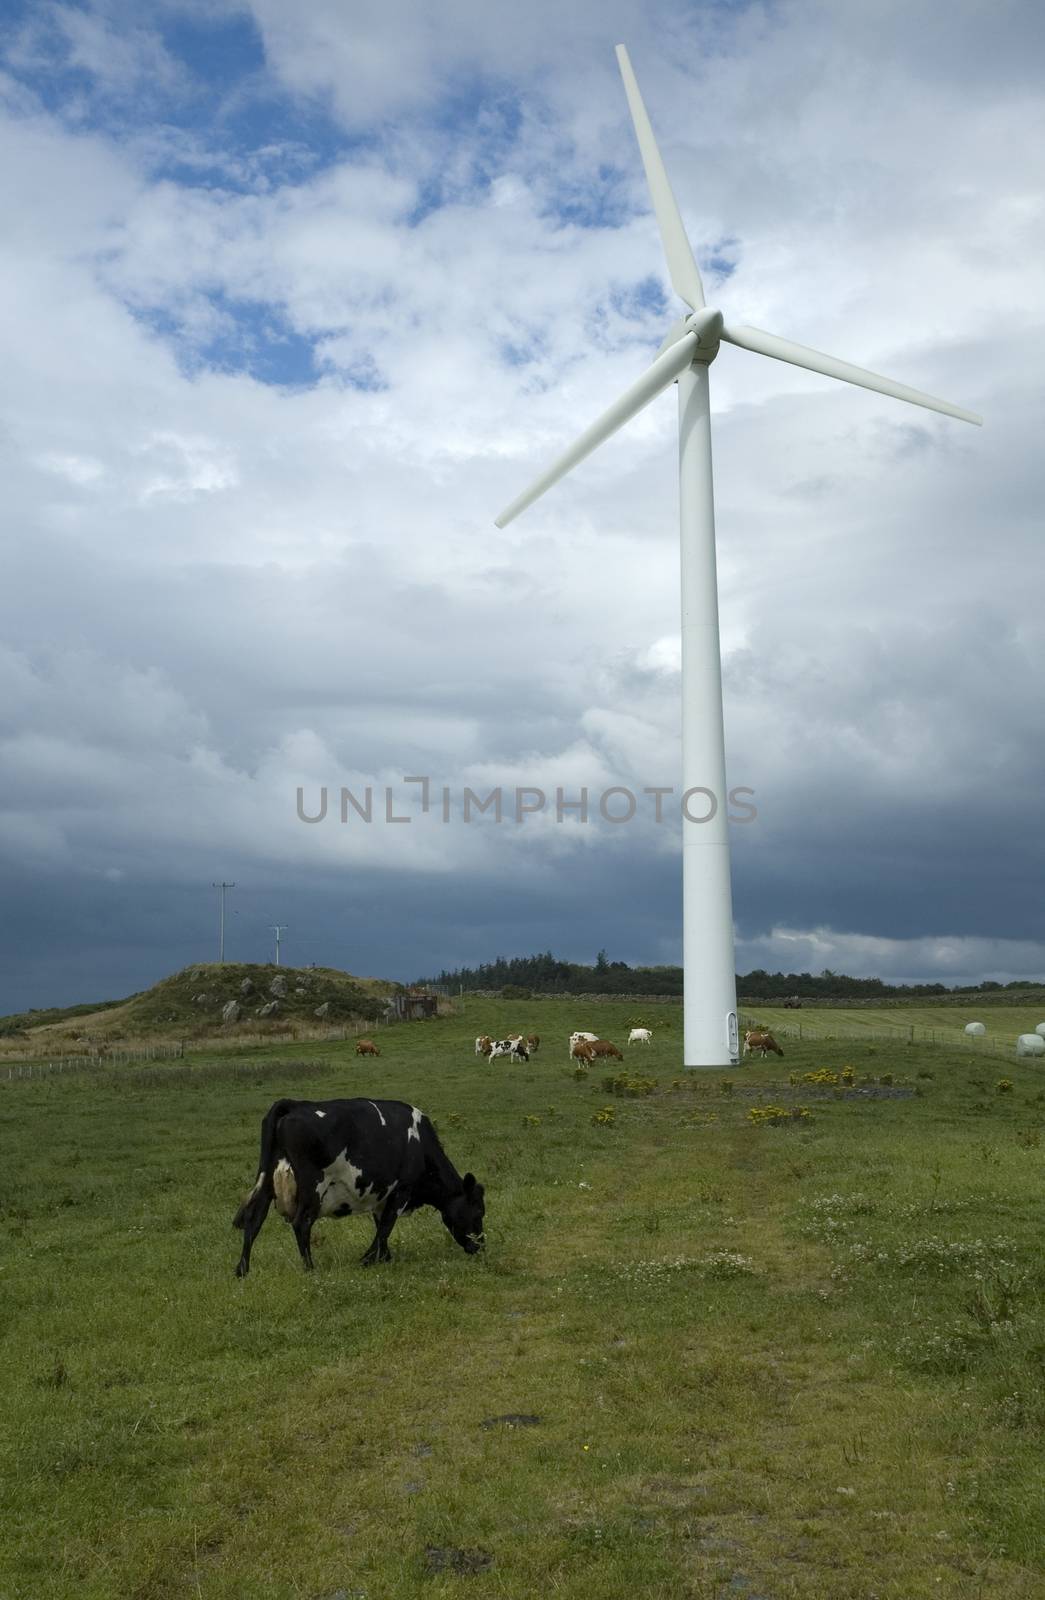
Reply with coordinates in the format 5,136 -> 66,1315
740,1002 -> 1045,1055
3,998 -> 1045,1598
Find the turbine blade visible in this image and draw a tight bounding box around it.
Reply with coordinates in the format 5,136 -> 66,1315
495,330 -> 699,527
655,315 -> 692,359
616,44 -> 705,311
720,323 -> 982,425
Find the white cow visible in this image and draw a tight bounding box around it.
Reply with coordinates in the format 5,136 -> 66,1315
628,1028 -> 652,1045
569,1030 -> 598,1059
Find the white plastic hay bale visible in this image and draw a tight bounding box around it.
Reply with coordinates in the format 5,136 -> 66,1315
1036,1022 -> 1045,1038
1016,1034 -> 1045,1058
964,1021 -> 986,1037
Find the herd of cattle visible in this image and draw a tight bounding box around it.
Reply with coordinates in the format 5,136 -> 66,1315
472,1026 -> 654,1064
232,1020 -> 788,1276
356,1023 -> 781,1064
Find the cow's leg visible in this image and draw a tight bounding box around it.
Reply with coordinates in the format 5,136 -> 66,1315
234,1186 -> 272,1278
361,1189 -> 401,1266
291,1189 -> 321,1271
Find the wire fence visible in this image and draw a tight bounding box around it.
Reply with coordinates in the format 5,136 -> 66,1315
741,1017 -> 1020,1058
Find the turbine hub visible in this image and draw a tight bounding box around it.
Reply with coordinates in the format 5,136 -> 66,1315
685,307 -> 724,364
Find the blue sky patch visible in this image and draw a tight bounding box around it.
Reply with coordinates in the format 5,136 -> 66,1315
701,236 -> 739,281
1,0 -> 362,193
540,161 -> 638,230
132,292 -> 323,388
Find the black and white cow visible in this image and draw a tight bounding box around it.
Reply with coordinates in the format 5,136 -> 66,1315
232,1097 -> 486,1277
487,1038 -> 529,1063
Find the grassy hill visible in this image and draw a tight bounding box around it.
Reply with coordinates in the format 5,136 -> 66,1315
0,963 -> 401,1051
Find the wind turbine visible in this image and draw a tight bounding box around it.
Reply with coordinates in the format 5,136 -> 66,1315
495,45 -> 981,1069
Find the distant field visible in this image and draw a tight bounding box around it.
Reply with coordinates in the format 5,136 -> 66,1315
739,1003 -> 1045,1054
4,997 -> 1045,1598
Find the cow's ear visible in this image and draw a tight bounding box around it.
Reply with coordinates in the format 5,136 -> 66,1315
463,1172 -> 476,1191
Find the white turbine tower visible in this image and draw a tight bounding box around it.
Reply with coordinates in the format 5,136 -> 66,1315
495,45 -> 981,1069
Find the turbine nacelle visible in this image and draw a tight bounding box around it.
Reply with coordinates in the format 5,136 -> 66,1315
684,307 -> 723,362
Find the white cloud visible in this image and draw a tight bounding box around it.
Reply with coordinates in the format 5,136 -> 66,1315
738,926 -> 1045,987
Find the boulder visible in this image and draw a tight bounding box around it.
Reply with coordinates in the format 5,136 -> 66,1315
222,1000 -> 240,1025
258,1000 -> 280,1018
314,1001 -> 331,1019
240,978 -> 254,996
269,975 -> 288,999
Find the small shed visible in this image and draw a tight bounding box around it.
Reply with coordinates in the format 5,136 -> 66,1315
385,989 -> 439,1022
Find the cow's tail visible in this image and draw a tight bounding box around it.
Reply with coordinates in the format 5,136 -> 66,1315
232,1097 -> 297,1228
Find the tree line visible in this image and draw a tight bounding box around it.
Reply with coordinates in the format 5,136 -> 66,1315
416,950 -> 1040,999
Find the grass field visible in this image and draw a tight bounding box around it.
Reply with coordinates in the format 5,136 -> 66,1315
739,1003 -> 1045,1056
4,998 -> 1045,1599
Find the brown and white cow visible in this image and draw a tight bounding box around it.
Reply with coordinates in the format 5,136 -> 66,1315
743,1029 -> 784,1058
587,1039 -> 624,1061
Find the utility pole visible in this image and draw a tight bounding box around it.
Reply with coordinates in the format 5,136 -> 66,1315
212,881 -> 235,962
269,924 -> 288,966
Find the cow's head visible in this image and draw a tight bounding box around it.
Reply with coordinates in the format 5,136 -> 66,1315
441,1173 -> 486,1254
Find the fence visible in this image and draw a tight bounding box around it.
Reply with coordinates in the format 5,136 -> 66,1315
5,1042 -> 187,1079
740,1016 -> 1019,1058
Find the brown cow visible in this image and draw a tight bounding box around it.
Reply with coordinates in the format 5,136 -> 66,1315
570,1039 -> 596,1063
356,1039 -> 381,1057
526,1034 -> 540,1055
588,1039 -> 624,1061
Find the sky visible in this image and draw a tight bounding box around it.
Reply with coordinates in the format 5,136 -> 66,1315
1,0 -> 1043,1009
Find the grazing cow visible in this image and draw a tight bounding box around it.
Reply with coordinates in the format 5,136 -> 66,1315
569,1030 -> 598,1059
526,1034 -> 540,1055
588,1039 -> 624,1061
571,1039 -> 596,1063
743,1029 -> 784,1058
488,1037 -> 529,1063
628,1028 -> 652,1045
474,1035 -> 493,1056
356,1039 -> 380,1057
232,1097 -> 485,1276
